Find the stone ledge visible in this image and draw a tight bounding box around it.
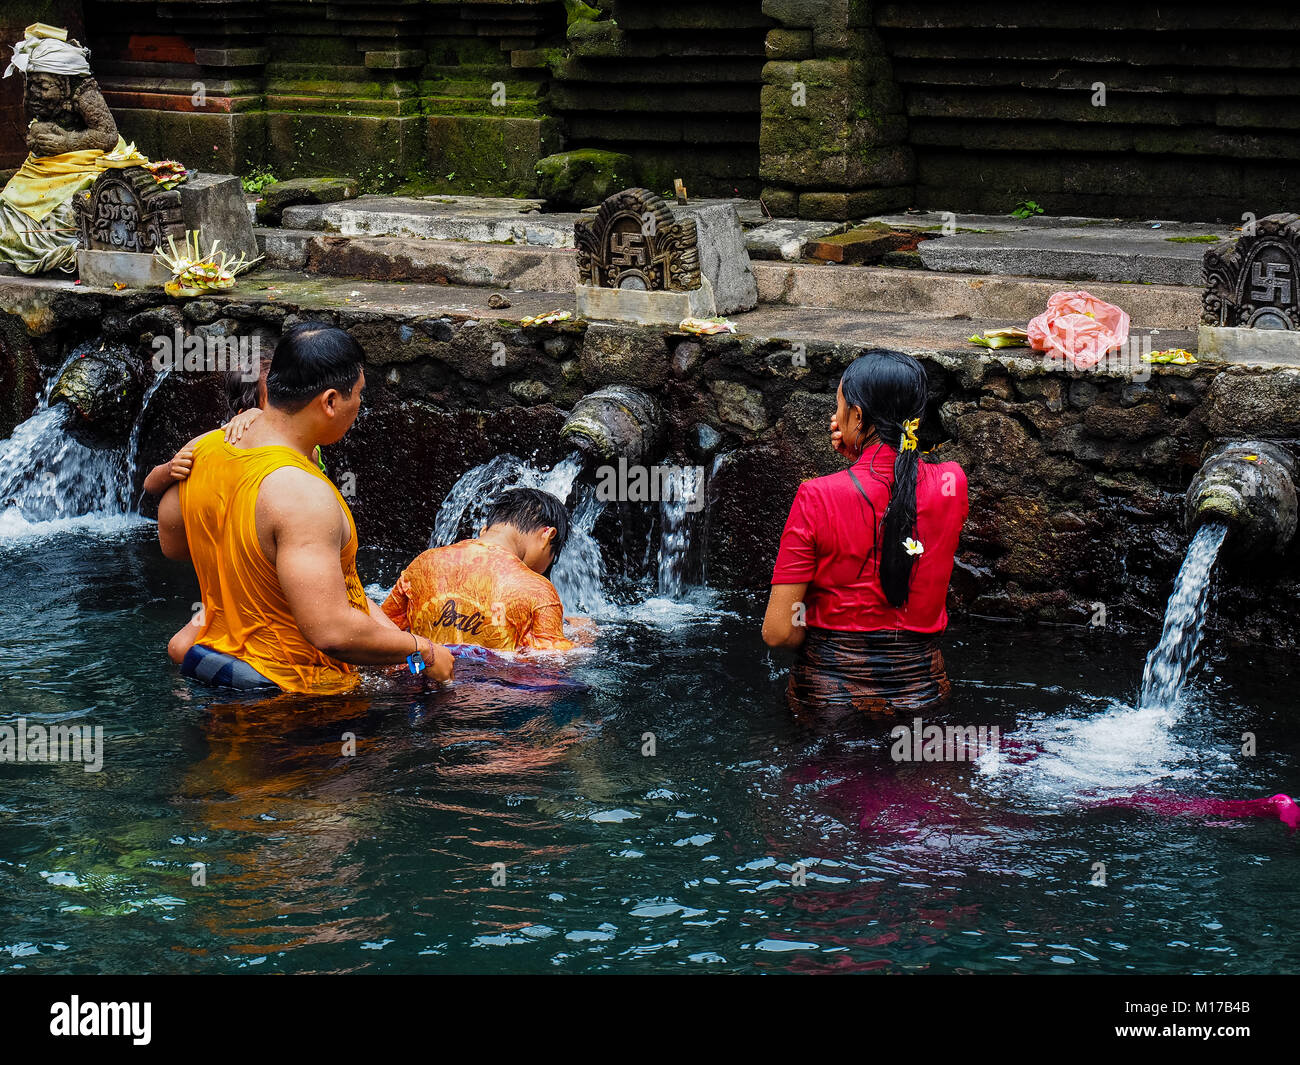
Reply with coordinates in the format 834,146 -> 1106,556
752,262 -> 1201,330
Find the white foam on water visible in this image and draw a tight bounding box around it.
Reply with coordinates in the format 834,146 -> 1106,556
979,521 -> 1233,804
0,506 -> 143,543
600,587 -> 738,627
982,700 -> 1222,804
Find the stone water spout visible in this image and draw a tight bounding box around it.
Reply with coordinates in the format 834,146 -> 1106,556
1185,440 -> 1298,554
49,341 -> 142,448
559,385 -> 661,466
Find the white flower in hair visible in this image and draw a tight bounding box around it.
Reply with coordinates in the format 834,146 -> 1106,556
903,537 -> 924,556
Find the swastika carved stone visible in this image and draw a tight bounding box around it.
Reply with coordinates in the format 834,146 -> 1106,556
1203,213 -> 1300,329
575,188 -> 701,292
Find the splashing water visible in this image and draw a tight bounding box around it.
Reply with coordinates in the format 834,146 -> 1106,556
657,464 -> 706,599
982,520 -> 1232,801
552,490 -> 607,615
0,345 -> 137,534
1138,520 -> 1228,711
429,452 -> 585,548
123,367 -> 173,512
430,451 -> 607,615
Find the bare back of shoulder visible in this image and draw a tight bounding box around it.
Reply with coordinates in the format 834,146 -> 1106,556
256,465 -> 349,566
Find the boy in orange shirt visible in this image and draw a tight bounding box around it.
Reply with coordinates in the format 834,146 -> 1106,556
383,488 -> 587,653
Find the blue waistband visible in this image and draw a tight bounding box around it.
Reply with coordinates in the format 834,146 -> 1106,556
180,645 -> 279,691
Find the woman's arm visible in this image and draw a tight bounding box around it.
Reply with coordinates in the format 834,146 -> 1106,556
763,582 -> 810,649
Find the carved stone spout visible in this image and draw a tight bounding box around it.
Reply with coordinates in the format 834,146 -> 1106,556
1185,440 -> 1298,554
560,386 -> 661,466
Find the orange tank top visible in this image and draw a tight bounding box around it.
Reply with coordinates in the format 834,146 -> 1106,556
178,430 -> 370,694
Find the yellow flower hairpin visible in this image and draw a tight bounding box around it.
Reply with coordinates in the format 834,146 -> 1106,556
903,538 -> 925,557
900,417 -> 920,452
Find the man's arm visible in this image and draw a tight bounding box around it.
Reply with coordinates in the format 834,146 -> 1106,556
265,467 -> 452,678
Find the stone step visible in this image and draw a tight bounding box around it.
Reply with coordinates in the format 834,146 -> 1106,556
258,227 -> 1202,330
258,230 -> 578,292
751,263 -> 1200,330
868,212 -> 1233,286
283,195 -> 583,248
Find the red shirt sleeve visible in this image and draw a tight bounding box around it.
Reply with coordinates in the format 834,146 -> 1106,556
771,481 -> 819,584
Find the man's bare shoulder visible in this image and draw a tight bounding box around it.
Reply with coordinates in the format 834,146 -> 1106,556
258,465 -> 342,533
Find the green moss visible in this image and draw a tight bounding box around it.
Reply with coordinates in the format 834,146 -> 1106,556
563,0 -> 602,24
1165,234 -> 1224,243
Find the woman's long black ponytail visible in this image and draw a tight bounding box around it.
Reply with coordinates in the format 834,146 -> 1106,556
840,349 -> 929,608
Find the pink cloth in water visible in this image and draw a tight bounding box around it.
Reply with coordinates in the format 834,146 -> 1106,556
1095,792 -> 1300,829
1027,290 -> 1131,369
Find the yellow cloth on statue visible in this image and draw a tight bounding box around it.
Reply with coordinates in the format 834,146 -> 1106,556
0,135 -> 129,222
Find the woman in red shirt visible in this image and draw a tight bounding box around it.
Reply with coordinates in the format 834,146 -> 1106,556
762,349 -> 968,715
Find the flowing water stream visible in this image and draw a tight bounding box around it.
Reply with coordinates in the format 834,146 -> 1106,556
0,344 -> 139,535
1138,520 -> 1229,711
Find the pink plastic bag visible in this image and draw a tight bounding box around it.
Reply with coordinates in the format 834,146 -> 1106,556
1027,290 -> 1130,369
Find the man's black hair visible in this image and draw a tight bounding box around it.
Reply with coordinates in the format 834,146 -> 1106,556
266,322 -> 364,413
484,488 -> 570,561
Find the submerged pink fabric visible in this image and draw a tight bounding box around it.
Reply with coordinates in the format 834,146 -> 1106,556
1094,791 -> 1300,829
1028,290 -> 1131,369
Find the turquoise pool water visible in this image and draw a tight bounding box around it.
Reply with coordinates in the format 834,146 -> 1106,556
1,523 -> 1297,974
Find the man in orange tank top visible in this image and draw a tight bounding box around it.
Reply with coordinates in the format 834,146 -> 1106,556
155,323 -> 453,693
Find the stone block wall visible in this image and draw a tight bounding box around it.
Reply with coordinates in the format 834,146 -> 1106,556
759,0 -> 914,220
81,0 -> 564,194
546,0 -> 769,197
875,1 -> 1300,219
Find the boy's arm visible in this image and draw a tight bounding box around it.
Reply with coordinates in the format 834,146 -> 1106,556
142,460 -> 174,497
143,434 -> 203,496
525,591 -> 576,652
157,483 -> 190,562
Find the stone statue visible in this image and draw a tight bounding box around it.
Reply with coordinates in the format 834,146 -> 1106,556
0,23 -> 126,274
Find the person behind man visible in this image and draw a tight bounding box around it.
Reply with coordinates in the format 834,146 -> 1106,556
382,489 -> 583,654
156,322 -> 453,692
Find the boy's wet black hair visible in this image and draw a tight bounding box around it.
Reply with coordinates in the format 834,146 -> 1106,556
484,488 -> 570,561
224,370 -> 258,419
266,322 -> 364,413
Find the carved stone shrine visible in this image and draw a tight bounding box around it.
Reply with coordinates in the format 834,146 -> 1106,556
1203,213 -> 1300,329
76,166 -> 185,254
574,187 -> 717,325
1199,212 -> 1300,365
